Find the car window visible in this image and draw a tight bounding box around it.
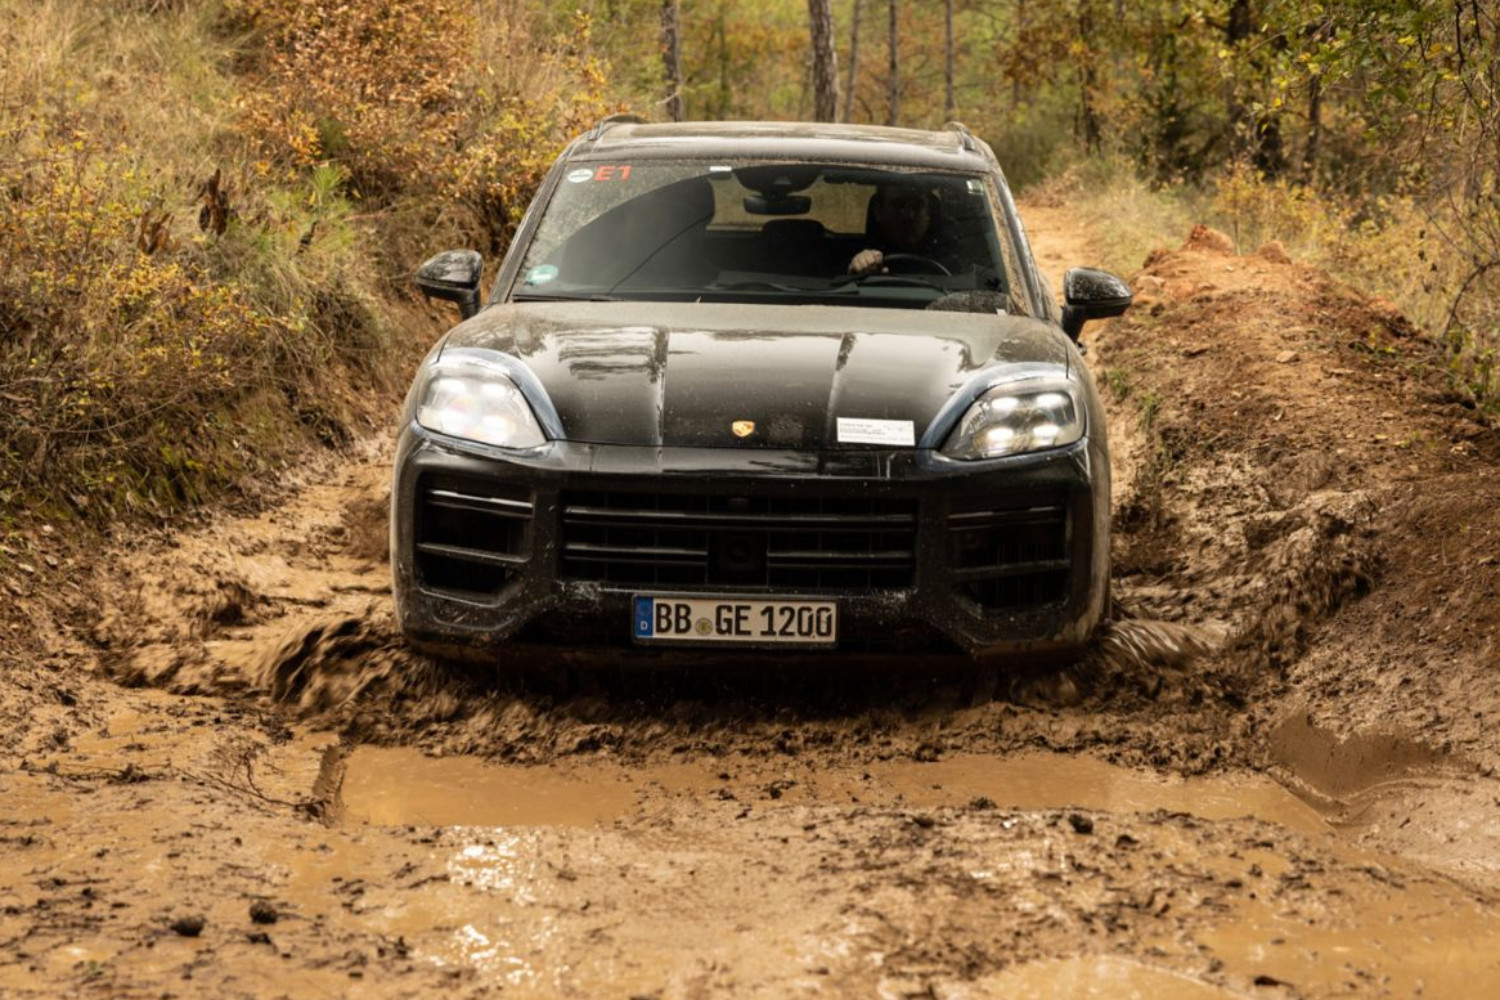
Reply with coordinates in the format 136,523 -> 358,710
513,160 -> 1029,314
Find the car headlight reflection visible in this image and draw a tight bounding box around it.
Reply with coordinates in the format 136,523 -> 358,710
942,377 -> 1083,460
416,358 -> 546,449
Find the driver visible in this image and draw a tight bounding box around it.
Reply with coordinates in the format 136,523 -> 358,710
847,181 -> 943,276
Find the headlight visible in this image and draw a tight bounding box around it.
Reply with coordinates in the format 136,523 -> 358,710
415,354 -> 546,449
941,374 -> 1084,460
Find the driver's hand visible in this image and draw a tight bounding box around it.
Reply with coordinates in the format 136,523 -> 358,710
848,249 -> 886,276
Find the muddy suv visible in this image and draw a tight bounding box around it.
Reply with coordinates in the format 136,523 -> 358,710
396,118 -> 1131,661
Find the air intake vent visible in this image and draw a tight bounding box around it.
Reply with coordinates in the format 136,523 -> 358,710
948,495 -> 1070,610
415,474 -> 532,595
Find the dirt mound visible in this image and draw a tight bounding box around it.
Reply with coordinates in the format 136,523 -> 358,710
1095,226 -> 1500,776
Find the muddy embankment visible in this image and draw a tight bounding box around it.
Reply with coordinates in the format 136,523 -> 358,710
3,216 -> 1500,998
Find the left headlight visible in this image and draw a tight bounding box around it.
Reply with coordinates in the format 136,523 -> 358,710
415,354 -> 546,449
941,374 -> 1084,460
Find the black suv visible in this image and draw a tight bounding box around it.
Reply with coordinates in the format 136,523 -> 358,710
395,119 -> 1131,661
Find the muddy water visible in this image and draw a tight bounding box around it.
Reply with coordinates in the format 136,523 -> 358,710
949,957 -> 1252,999
340,747 -> 1328,834
323,748 -> 1500,997
1270,711 -> 1500,884
1202,883 -> 1500,999
340,747 -> 636,827
322,748 -> 1500,998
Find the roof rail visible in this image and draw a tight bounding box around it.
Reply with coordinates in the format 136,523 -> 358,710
942,121 -> 977,151
586,113 -> 646,141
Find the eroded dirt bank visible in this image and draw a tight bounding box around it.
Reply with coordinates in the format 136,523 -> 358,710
4,213 -> 1500,998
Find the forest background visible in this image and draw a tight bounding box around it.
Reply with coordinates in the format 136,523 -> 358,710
0,0 -> 1495,539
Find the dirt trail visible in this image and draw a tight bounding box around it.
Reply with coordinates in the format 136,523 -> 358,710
4,209 -> 1500,998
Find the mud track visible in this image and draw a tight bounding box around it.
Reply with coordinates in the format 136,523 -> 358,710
4,212 -> 1500,998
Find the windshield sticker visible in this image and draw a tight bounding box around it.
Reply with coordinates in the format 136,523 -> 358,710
967,178 -> 984,195
590,165 -> 632,181
565,168 -> 593,183
523,264 -> 558,285
837,418 -> 914,447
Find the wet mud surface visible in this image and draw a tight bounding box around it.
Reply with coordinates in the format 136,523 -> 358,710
5,212 -> 1500,997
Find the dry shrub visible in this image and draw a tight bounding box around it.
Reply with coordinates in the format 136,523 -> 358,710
227,0 -> 473,201
0,0 -> 404,522
0,0 -> 627,527
229,0 -> 620,258
0,123 -> 284,514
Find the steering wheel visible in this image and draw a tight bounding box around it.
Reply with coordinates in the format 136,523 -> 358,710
880,253 -> 952,276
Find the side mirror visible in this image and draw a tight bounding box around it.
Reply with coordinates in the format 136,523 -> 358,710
1061,267 -> 1132,341
416,250 -> 483,320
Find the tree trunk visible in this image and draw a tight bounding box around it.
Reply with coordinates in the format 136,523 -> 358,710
715,8 -> 731,120
844,0 -> 862,122
1300,18 -> 1332,183
1076,0 -> 1101,152
808,0 -> 840,122
660,0 -> 683,122
1013,0 -> 1026,111
1225,0 -> 1251,160
886,0 -> 900,126
1301,73 -> 1321,181
944,0 -> 956,119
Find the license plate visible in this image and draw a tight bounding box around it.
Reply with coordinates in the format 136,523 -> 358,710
633,596 -> 837,646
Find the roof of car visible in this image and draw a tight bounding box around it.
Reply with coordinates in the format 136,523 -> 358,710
571,120 -> 999,172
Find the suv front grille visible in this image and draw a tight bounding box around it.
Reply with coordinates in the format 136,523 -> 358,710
415,474 -> 532,595
949,495 -> 1070,611
560,490 -> 917,591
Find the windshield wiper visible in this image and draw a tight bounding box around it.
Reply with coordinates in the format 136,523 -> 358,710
707,279 -> 819,293
512,292 -> 621,302
832,274 -> 945,290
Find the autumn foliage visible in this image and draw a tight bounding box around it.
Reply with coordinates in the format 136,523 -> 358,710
229,0 -> 619,252
0,0 -> 619,526
228,0 -> 474,198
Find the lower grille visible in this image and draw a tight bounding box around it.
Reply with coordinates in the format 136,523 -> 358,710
949,495 -> 1070,611
415,474 -> 532,595
560,490 -> 917,591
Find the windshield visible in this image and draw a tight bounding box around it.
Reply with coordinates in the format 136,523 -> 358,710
512,160 -> 1028,313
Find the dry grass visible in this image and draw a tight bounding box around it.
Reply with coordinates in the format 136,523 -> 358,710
0,0 -> 402,524
1032,157 -> 1498,411
0,0 -> 633,530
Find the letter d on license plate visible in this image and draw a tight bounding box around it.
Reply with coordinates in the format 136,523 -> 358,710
633,596 -> 837,646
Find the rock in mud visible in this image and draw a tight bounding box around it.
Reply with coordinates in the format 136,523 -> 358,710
1067,813 -> 1095,834
249,899 -> 279,925
170,914 -> 207,937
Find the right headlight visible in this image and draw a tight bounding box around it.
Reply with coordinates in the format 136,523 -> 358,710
415,352 -> 546,450
940,374 -> 1084,460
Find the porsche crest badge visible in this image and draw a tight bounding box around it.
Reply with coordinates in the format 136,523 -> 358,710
731,420 -> 756,438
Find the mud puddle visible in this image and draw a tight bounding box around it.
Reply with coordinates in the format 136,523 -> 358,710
1269,710 -> 1500,887
337,746 -> 1327,835
948,957 -> 1255,999
338,747 -> 638,827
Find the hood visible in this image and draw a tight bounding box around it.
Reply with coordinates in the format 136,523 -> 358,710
444,301 -> 1072,449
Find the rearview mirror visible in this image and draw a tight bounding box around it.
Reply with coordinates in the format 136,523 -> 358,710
416,250 -> 483,320
743,194 -> 812,216
1061,267 -> 1132,341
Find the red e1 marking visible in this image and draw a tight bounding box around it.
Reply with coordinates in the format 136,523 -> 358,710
593,165 -> 632,181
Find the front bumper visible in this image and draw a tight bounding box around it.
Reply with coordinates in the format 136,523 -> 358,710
391,424 -> 1110,660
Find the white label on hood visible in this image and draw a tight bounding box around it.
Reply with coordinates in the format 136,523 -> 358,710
837,418 -> 914,446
